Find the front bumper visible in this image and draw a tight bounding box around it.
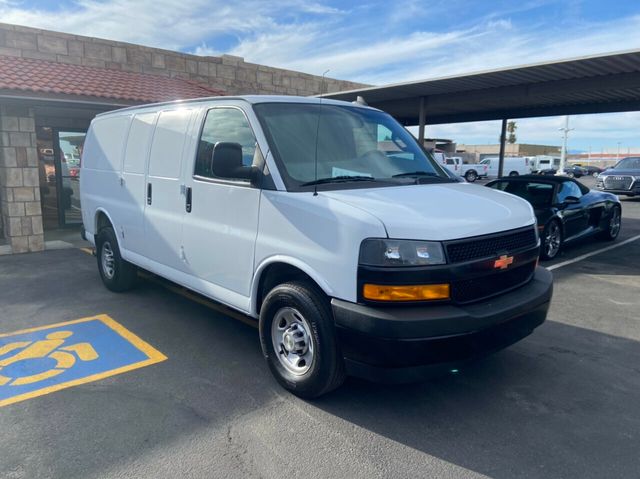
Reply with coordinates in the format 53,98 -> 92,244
599,188 -> 639,196
331,266 -> 553,382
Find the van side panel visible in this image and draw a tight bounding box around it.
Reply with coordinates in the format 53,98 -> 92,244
142,108 -> 194,272
80,114 -> 131,239
120,112 -> 157,255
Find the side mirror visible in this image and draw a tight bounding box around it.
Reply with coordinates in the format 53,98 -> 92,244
559,195 -> 580,206
211,142 -> 259,182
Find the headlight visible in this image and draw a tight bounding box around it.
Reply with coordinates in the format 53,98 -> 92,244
359,239 -> 446,266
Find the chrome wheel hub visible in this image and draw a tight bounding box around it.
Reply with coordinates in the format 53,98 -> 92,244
545,223 -> 561,258
101,241 -> 115,279
610,209 -> 621,237
271,307 -> 314,376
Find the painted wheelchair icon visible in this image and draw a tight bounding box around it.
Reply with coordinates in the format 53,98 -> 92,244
0,331 -> 99,386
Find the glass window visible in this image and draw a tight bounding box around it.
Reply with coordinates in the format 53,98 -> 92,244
195,108 -> 258,179
614,157 -> 640,169
488,180 -> 554,208
253,103 -> 450,190
556,181 -> 582,203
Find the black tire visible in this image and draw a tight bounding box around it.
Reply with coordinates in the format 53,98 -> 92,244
540,220 -> 562,260
464,170 -> 477,182
597,205 -> 621,241
567,171 -> 575,178
259,281 -> 345,398
96,226 -> 137,292
508,171 -> 519,176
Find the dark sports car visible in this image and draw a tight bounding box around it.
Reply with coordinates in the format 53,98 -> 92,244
486,175 -> 621,260
538,165 -> 586,178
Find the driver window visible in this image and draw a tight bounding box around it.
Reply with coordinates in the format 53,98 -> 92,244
556,181 -> 582,203
195,108 -> 259,179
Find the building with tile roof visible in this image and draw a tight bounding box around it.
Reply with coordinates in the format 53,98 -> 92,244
0,22 -> 364,253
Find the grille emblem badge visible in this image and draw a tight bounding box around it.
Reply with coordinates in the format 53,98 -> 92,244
494,255 -> 514,270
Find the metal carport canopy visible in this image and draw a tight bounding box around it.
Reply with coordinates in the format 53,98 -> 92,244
320,49 -> 640,126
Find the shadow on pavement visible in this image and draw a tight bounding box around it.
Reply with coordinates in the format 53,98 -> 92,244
312,320 -> 640,478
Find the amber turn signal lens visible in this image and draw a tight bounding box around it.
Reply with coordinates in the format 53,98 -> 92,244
363,283 -> 450,301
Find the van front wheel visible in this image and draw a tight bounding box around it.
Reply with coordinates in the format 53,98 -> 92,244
259,282 -> 345,398
96,227 -> 137,292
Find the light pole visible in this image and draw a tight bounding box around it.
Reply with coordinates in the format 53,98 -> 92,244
617,142 -> 621,160
558,116 -> 574,175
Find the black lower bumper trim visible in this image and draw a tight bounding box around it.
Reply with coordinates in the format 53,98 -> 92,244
331,267 -> 553,380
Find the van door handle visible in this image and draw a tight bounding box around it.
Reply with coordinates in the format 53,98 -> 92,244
185,186 -> 192,213
147,182 -> 152,205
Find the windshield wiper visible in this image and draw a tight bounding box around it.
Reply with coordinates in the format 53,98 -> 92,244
392,171 -> 439,178
391,171 -> 452,183
301,175 -> 377,187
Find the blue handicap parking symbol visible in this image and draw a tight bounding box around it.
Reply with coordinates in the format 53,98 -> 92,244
0,314 -> 166,407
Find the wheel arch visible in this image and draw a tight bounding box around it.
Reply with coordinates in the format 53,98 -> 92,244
94,209 -> 120,246
251,257 -> 334,317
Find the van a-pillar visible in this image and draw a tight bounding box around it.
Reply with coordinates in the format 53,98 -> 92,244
498,118 -> 507,178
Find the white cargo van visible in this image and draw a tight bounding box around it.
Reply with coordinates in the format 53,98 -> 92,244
81,96 -> 552,397
480,157 -> 531,177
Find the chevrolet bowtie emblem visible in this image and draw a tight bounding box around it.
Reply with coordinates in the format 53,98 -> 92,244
494,255 -> 514,270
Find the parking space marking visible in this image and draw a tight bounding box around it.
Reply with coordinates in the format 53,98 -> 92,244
0,314 -> 167,407
547,234 -> 640,271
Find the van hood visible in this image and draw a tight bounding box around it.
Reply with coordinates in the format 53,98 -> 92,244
320,183 -> 535,241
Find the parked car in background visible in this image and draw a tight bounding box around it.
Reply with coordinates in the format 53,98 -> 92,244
529,155 -> 560,173
537,165 -> 586,178
442,156 -> 488,182
574,164 -> 604,177
595,157 -> 640,197
480,157 -> 531,178
486,176 -> 621,260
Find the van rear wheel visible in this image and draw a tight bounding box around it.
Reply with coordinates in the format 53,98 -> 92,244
96,226 -> 137,292
259,281 -> 345,398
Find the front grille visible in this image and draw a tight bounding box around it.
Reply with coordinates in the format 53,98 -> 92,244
446,227 -> 537,264
451,262 -> 536,304
604,176 -> 633,190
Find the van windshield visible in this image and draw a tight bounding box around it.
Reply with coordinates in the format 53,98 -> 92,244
253,102 -> 451,190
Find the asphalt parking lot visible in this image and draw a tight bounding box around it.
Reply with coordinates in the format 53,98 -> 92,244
1,177 -> 639,479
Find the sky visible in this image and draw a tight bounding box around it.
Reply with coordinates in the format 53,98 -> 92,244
1,0 -> 640,151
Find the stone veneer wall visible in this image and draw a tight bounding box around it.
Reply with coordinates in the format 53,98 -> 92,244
0,104 -> 44,253
0,22 -> 366,96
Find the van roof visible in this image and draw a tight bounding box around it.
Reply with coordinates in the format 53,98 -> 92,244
95,95 -> 377,117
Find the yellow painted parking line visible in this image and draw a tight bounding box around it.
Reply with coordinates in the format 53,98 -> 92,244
79,247 -> 94,255
0,314 -> 166,408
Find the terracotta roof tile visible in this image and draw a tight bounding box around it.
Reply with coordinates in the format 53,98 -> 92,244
0,55 -> 225,102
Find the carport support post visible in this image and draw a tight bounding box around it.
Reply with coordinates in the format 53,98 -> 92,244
498,118 -> 507,178
417,97 -> 426,145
